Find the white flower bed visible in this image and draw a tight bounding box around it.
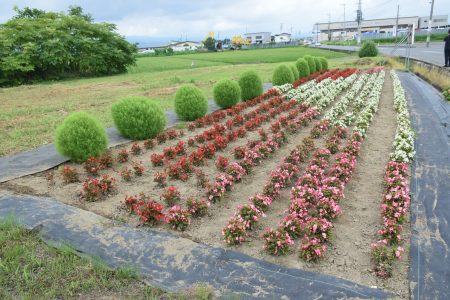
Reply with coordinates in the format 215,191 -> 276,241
390,70 -> 415,163
354,71 -> 385,136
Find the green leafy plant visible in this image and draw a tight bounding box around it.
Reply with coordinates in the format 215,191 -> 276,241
289,65 -> 299,80
174,85 -> 208,121
111,96 -> 166,140
295,58 -> 310,79
303,55 -> 316,74
314,57 -> 322,71
238,70 -> 263,101
319,57 -> 328,70
358,41 -> 379,57
55,112 -> 107,162
442,87 -> 450,101
213,79 -> 241,108
272,64 -> 295,86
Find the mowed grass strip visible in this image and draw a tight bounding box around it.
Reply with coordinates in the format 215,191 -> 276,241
0,47 -> 348,156
0,216 -> 213,300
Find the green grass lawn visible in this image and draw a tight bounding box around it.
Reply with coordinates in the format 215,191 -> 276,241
0,46 -> 351,156
0,217 -> 212,300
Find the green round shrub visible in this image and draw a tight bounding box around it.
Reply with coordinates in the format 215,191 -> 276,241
358,41 -> 378,57
111,96 -> 166,140
174,85 -> 208,121
314,57 -> 322,71
303,55 -> 316,74
289,65 -> 299,80
319,57 -> 328,70
238,70 -> 263,101
272,64 -> 295,86
55,112 -> 108,162
213,79 -> 241,108
295,58 -> 310,79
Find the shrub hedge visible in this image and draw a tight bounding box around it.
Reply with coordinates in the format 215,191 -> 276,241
303,55 -> 316,74
358,41 -> 379,57
272,64 -> 295,86
55,112 -> 108,162
314,57 -> 322,71
289,65 -> 299,80
295,58 -> 310,79
111,96 -> 166,140
319,57 -> 328,70
213,79 -> 241,108
238,71 -> 263,101
175,85 -> 208,120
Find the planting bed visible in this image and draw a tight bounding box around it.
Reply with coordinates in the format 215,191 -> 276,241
1,68 -> 414,298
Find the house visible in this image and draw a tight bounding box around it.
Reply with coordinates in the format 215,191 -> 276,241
244,32 -> 271,44
272,33 -> 292,43
168,41 -> 203,52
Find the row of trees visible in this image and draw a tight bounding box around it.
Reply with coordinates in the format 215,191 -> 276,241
203,32 -> 250,51
0,6 -> 137,86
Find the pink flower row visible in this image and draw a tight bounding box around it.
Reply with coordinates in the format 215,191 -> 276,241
371,161 -> 410,278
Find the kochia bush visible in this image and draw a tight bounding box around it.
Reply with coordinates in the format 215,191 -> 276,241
289,65 -> 299,80
111,96 -> 166,140
213,79 -> 241,108
314,57 -> 322,71
175,85 -> 208,120
319,57 -> 329,70
303,55 -> 316,74
358,41 -> 379,57
272,64 -> 295,86
55,112 -> 108,162
238,71 -> 263,101
295,58 -> 310,79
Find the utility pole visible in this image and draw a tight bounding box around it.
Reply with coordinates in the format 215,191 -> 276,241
341,3 -> 346,41
395,4 -> 399,39
356,0 -> 362,45
426,0 -> 434,47
280,23 -> 283,33
327,14 -> 331,41
315,23 -> 319,43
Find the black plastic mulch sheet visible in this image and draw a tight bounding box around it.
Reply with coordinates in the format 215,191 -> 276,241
397,71 -> 450,300
0,195 -> 390,299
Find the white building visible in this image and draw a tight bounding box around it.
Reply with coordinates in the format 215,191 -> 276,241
168,41 -> 203,52
244,32 -> 271,44
419,15 -> 449,29
314,15 -> 449,42
272,33 -> 292,43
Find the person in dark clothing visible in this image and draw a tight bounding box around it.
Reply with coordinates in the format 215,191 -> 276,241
445,29 -> 450,67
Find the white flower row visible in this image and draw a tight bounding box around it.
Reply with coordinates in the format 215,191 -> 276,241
353,71 -> 386,136
306,75 -> 358,113
324,73 -> 369,125
390,70 -> 415,163
274,83 -> 293,94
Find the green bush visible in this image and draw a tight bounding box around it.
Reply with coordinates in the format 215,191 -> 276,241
358,41 -> 379,57
111,96 -> 166,140
238,71 -> 263,101
319,57 -> 329,70
175,85 -> 208,120
55,112 -> 108,162
314,57 -> 322,71
303,55 -> 316,74
295,58 -> 310,79
272,64 -> 295,86
289,65 -> 299,80
213,79 -> 241,108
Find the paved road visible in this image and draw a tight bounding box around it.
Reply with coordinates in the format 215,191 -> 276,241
320,42 -> 446,67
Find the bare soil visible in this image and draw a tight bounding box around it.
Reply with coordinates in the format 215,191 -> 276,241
0,72 -> 410,298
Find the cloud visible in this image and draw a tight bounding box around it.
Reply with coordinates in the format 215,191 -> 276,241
1,0 -> 449,40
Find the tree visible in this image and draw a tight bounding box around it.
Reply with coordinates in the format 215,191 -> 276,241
0,6 -> 137,86
203,36 -> 216,51
231,35 -> 250,49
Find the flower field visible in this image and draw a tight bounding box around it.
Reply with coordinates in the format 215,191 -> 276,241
10,67 -> 413,296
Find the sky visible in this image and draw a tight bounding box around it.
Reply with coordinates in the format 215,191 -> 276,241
1,0 -> 449,46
